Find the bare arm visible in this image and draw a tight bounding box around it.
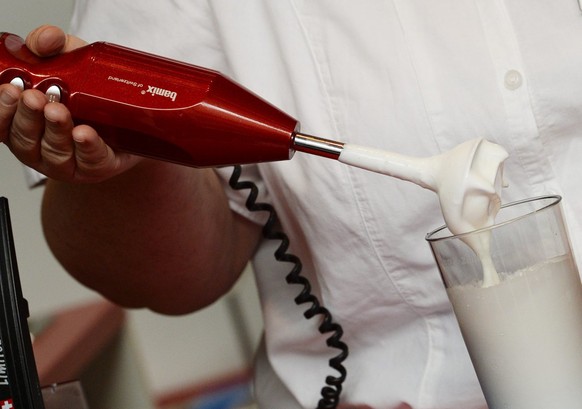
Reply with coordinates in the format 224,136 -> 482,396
1,26 -> 261,314
42,161 -> 261,315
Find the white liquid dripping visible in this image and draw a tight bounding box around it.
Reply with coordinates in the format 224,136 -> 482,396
338,138 -> 508,286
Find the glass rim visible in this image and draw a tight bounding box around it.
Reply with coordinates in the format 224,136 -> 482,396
425,194 -> 562,243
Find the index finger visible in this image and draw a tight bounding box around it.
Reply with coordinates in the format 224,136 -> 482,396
0,84 -> 21,143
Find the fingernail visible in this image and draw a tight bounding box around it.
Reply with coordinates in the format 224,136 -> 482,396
0,89 -> 17,106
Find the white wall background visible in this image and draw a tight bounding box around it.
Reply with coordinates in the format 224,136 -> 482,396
1,0 -> 76,36
0,0 -> 263,402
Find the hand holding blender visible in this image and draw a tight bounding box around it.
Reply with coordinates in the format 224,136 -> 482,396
0,26 -> 144,183
0,25 -> 320,183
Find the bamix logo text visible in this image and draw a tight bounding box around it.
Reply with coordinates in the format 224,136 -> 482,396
142,85 -> 177,102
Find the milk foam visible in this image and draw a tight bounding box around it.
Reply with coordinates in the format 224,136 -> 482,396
339,138 -> 508,286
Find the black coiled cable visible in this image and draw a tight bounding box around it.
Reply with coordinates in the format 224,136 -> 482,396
228,165 -> 349,409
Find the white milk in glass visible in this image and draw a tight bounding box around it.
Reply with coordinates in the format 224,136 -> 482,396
447,255 -> 582,408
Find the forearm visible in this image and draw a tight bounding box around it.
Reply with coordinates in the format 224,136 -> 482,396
41,159 -> 261,314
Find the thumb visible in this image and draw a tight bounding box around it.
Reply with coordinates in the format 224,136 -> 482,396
25,25 -> 87,57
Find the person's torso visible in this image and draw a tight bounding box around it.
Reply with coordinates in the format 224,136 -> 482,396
70,1 -> 582,407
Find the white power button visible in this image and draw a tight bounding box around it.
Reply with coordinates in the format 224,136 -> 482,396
46,85 -> 62,103
9,77 -> 25,90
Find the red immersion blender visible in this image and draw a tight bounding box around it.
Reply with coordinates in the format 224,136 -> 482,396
0,32 -> 344,167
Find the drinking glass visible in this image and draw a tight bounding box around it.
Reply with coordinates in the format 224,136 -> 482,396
426,195 -> 582,409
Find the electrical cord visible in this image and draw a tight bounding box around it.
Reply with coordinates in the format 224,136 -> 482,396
228,165 -> 349,409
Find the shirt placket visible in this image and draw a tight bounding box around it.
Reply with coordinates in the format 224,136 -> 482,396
475,0 -> 556,194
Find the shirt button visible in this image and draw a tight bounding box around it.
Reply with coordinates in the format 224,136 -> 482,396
504,70 -> 523,90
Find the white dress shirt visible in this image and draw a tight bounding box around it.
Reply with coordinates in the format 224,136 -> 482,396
55,0 -> 582,407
